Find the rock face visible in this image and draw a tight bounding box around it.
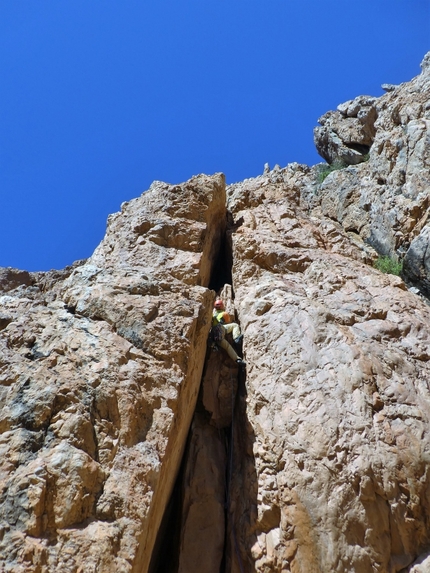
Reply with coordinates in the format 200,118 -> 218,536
1,55 -> 430,573
0,175 -> 226,572
404,226 -> 430,296
311,52 -> 430,296
227,173 -> 430,573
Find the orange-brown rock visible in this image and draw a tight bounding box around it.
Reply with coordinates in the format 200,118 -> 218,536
0,174 -> 226,572
226,172 -> 430,573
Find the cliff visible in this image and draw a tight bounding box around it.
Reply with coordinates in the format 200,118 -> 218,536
0,54 -> 429,573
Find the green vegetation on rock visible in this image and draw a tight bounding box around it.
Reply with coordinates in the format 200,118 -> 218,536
316,159 -> 348,183
373,255 -> 403,276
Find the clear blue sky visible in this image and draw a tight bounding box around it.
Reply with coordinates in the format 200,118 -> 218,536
1,1 -> 429,271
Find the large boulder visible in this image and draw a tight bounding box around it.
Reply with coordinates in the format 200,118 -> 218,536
314,95 -> 377,165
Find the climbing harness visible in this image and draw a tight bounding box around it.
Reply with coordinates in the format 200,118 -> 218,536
210,323 -> 225,345
211,306 -> 245,364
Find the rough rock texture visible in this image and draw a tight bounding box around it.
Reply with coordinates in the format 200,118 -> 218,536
1,55 -> 430,573
0,174 -> 225,572
404,226 -> 430,296
314,95 -> 377,165
166,285 -> 240,573
310,52 -> 430,295
0,268 -> 34,293
226,172 -> 430,573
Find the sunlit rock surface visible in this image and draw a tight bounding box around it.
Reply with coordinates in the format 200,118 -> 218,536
309,52 -> 430,296
0,174 -> 225,572
227,173 -> 430,573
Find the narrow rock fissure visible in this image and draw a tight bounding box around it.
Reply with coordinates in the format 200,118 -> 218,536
148,450 -> 185,573
221,367 -> 248,573
208,227 -> 233,293
149,221 -> 249,573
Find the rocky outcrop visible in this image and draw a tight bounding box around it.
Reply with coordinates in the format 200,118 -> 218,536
403,225 -> 430,296
1,55 -> 430,573
0,268 -> 34,293
314,95 -> 377,165
310,52 -> 430,295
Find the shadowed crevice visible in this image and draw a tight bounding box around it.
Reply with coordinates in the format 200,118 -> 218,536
148,211 -> 254,573
209,224 -> 233,293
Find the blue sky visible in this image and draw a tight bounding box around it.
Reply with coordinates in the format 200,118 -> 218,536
1,1 -> 429,271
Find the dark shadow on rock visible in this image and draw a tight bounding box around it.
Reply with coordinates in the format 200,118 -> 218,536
225,366 -> 258,573
209,223 -> 233,294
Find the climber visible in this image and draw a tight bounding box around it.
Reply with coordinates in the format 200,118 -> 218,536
211,298 -> 246,366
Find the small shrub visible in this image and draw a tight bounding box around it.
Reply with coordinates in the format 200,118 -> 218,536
373,256 -> 403,276
317,159 -> 348,184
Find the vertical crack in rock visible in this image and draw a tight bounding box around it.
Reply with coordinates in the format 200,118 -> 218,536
5,54 -> 430,570
148,454 -> 185,573
149,215 -> 253,573
123,175 -> 227,573
221,363 -> 257,573
208,222 -> 233,293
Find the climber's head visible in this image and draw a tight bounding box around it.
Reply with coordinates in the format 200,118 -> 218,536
214,298 -> 224,310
